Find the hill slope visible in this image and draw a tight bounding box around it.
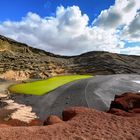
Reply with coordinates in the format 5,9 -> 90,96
0,35 -> 140,79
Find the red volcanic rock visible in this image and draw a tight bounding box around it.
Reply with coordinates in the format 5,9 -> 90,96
0,107 -> 140,139
108,108 -> 135,117
62,108 -> 77,121
44,115 -> 63,125
108,92 -> 140,117
0,119 -> 43,127
29,119 -> 43,126
62,107 -> 87,121
0,119 -> 28,126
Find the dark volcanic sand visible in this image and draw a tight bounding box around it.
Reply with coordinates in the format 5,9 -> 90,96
10,74 -> 140,120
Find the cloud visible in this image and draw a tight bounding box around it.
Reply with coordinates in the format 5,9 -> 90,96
120,46 -> 140,56
0,1 -> 140,56
121,11 -> 140,42
93,0 -> 140,29
0,5 -> 124,55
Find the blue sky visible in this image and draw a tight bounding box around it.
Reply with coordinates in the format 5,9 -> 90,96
0,0 -> 140,56
0,0 -> 115,23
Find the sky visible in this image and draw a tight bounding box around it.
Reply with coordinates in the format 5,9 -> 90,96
0,0 -> 115,22
0,0 -> 140,56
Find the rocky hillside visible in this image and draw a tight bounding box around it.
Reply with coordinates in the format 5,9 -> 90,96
0,35 -> 70,80
0,35 -> 140,80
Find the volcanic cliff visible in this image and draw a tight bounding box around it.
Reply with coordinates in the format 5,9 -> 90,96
0,35 -> 140,80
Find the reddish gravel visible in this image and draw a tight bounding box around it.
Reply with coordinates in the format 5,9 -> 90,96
0,107 -> 140,140
0,119 -> 43,127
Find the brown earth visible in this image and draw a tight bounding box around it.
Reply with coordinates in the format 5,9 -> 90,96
0,107 -> 139,140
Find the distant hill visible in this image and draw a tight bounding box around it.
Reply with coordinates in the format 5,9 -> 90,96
0,35 -> 140,80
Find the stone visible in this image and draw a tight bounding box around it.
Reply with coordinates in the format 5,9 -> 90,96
108,92 -> 140,117
62,107 -> 87,121
43,115 -> 63,125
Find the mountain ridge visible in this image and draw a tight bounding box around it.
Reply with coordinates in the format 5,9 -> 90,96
1,34 -> 140,58
0,34 -> 140,80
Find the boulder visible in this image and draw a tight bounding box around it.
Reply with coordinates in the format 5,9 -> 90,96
44,115 -> 63,125
108,92 -> 140,117
62,107 -> 88,121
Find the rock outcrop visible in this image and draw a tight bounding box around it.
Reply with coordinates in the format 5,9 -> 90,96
0,35 -> 140,80
0,70 -> 30,81
108,92 -> 140,117
44,115 -> 63,125
0,35 -> 68,80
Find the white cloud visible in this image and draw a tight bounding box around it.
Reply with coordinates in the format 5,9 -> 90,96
93,0 -> 140,29
0,1 -> 140,56
121,11 -> 140,42
0,6 -> 124,55
120,46 -> 140,55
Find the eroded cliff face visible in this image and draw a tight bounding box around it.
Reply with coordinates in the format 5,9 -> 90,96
0,35 -> 70,80
0,35 -> 140,80
0,70 -> 30,81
